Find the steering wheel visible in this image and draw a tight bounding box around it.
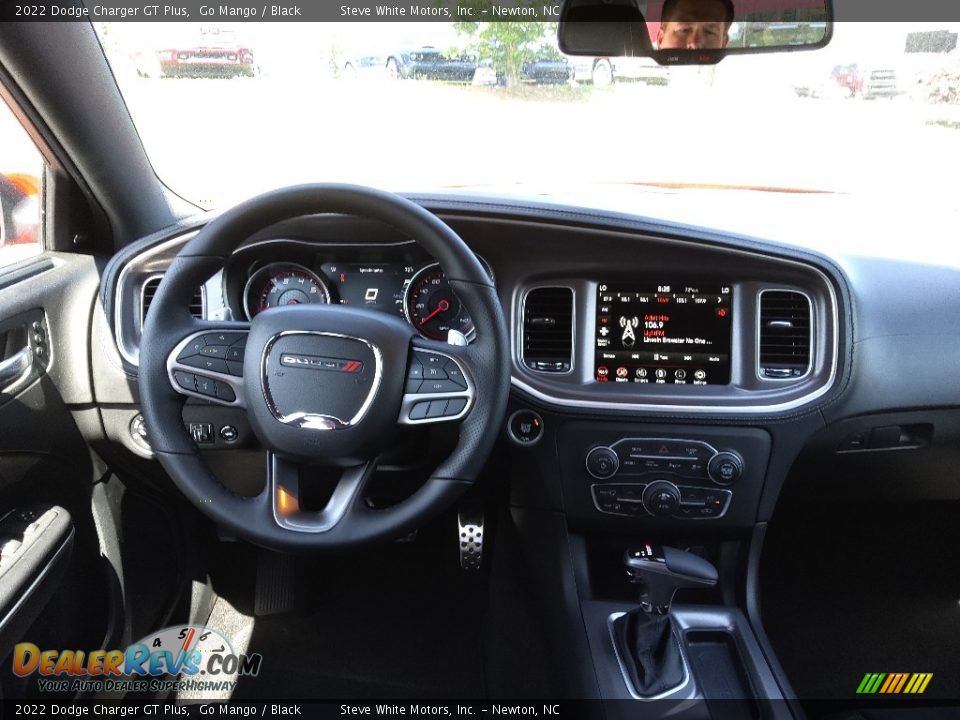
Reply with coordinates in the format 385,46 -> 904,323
138,184 -> 510,550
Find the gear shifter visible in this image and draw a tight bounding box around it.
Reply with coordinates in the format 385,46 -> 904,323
624,544 -> 718,614
613,544 -> 718,697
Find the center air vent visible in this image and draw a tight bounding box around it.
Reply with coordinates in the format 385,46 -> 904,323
522,287 -> 573,373
759,290 -> 811,379
141,276 -> 204,327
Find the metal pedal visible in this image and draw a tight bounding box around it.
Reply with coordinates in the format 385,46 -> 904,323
458,511 -> 484,571
254,548 -> 298,616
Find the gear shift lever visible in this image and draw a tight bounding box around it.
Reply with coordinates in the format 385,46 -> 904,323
613,544 -> 718,697
624,544 -> 718,614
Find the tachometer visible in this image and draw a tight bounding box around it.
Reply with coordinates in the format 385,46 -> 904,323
403,263 -> 476,341
243,263 -> 331,319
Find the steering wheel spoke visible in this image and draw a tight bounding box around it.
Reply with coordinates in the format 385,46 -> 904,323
399,338 -> 475,425
268,453 -> 374,533
166,322 -> 251,407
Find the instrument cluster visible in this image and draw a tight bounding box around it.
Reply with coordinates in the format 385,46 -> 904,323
224,242 -> 490,341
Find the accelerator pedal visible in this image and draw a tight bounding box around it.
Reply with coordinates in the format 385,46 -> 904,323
458,511 -> 484,571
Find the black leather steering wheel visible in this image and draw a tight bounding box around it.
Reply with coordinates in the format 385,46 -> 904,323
138,184 -> 510,550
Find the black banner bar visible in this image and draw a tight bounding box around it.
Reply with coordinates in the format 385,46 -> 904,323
3,0 -> 960,21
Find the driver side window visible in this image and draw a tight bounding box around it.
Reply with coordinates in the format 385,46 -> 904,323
0,95 -> 43,269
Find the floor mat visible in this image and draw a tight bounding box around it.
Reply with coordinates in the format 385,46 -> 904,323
210,533 -> 488,699
760,501 -> 960,707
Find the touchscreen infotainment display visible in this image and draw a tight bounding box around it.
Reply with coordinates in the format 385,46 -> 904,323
594,283 -> 732,386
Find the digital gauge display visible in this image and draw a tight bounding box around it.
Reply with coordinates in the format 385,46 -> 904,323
594,283 -> 732,386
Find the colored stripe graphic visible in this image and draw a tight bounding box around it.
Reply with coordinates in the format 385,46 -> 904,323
893,674 -> 909,693
886,673 -> 906,693
857,672 -> 932,694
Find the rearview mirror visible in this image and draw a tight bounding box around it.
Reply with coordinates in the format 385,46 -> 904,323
559,0 -> 832,65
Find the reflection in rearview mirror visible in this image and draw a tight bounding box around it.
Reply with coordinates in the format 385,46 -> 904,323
559,0 -> 832,64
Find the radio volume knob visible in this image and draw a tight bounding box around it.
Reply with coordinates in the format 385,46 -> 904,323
586,447 -> 619,479
708,451 -> 744,486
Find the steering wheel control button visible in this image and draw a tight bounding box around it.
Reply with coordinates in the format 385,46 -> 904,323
177,339 -> 207,360
174,371 -> 197,391
205,332 -> 246,346
407,360 -> 424,379
586,446 -> 619,479
409,402 -> 430,421
225,360 -> 244,377
400,348 -> 472,425
219,425 -> 239,442
444,366 -> 467,388
423,365 -> 448,380
445,398 -> 468,416
195,376 -> 217,397
506,410 -> 544,446
422,379 -> 462,393
426,400 -> 448,418
708,451 -> 743,486
215,382 -> 236,402
180,355 -> 230,374
642,481 -> 682,517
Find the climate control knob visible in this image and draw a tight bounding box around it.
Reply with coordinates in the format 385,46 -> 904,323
642,480 -> 681,517
586,447 -> 619,479
708,451 -> 744,486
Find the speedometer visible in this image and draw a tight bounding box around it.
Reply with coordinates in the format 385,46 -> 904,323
242,263 -> 331,320
403,263 -> 476,341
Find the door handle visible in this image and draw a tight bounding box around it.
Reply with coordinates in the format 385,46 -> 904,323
0,345 -> 34,392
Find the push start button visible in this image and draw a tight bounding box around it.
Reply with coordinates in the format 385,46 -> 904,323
507,410 -> 544,446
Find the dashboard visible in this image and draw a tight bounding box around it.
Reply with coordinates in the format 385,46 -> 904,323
110,208 -> 842,419
97,198 -> 857,534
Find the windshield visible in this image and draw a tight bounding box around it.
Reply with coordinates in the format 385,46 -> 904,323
96,21 -> 960,218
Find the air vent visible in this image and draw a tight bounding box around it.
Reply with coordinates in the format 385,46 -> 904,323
759,290 -> 811,379
522,287 -> 573,373
141,276 -> 204,328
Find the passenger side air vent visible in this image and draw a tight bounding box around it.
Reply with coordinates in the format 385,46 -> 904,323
759,290 -> 811,379
141,276 -> 204,327
522,287 -> 573,373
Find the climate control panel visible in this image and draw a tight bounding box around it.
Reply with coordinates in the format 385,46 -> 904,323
585,438 -> 743,521
591,481 -> 732,519
557,423 -> 770,529
585,438 -> 743,485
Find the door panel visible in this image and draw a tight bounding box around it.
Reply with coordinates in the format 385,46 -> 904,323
0,254 -> 113,697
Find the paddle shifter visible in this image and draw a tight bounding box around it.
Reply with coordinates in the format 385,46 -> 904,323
613,544 -> 718,696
